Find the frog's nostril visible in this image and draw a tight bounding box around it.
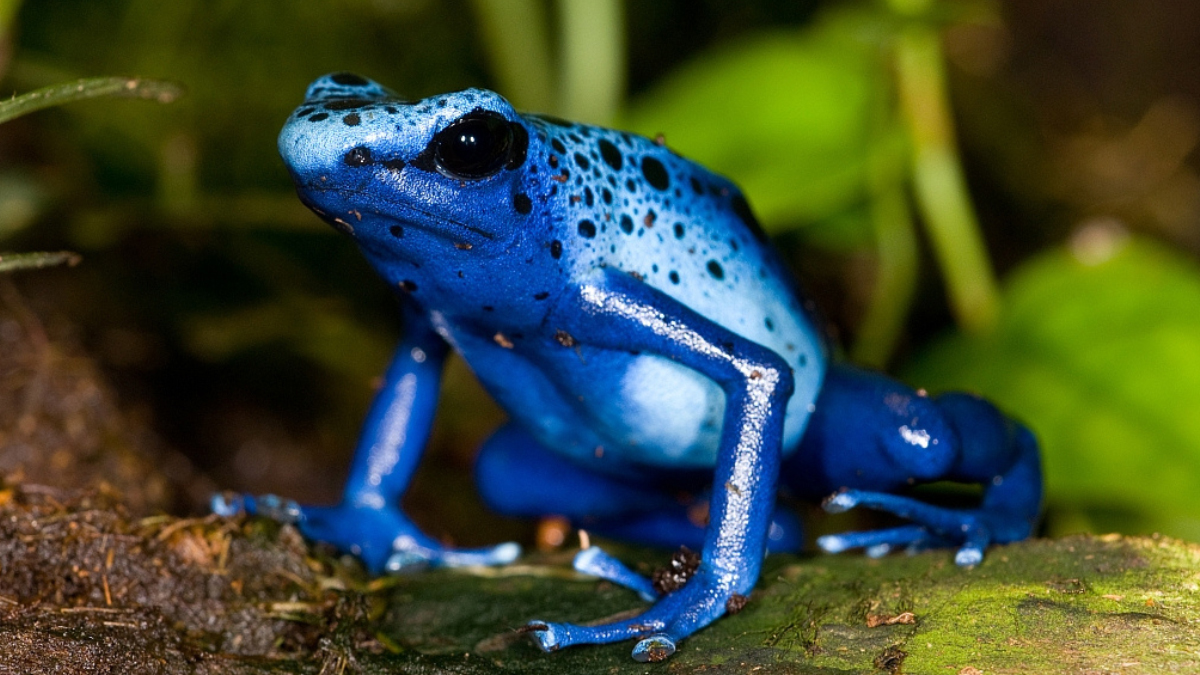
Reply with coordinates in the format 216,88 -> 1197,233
329,72 -> 370,87
343,146 -> 373,167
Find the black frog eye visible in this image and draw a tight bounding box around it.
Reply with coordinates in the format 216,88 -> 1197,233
432,111 -> 523,180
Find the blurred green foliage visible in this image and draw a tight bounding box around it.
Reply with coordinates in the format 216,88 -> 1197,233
907,231 -> 1200,539
622,11 -> 890,235
1,0 -> 1199,544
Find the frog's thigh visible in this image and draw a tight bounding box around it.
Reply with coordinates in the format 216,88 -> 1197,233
781,364 -> 958,498
474,422 -> 683,521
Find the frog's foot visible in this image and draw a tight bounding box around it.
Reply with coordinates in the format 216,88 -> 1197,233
524,568 -> 740,662
816,489 -> 1019,567
815,524 -> 955,560
212,492 -> 519,574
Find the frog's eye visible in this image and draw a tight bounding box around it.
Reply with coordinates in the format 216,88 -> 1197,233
432,112 -> 523,180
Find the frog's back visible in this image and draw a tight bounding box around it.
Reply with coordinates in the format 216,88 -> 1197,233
520,114 -> 827,458
277,75 -> 826,466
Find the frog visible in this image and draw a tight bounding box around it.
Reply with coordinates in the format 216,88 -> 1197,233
214,73 -> 1042,663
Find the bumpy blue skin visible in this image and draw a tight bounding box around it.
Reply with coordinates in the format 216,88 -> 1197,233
213,73 -> 1042,663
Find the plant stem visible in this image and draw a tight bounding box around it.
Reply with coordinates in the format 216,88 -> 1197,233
556,0 -> 624,124
0,77 -> 183,125
467,0 -> 555,112
0,251 -> 80,273
893,8 -> 999,333
852,143 -> 919,368
0,0 -> 19,28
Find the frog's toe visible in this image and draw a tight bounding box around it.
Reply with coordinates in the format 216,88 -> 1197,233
817,524 -> 929,556
865,543 -> 893,559
955,545 -> 984,567
818,489 -> 1003,566
814,532 -> 851,554
523,621 -> 562,652
572,547 -> 658,601
952,522 -> 991,567
522,569 -> 744,660
821,490 -> 861,514
821,488 -> 975,533
214,496 -> 519,574
522,619 -> 648,652
211,491 -> 303,523
383,546 -> 434,572
632,634 -> 677,663
210,492 -> 243,517
465,541 -> 522,566
387,539 -> 521,572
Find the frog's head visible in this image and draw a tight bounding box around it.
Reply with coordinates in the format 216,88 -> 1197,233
279,74 -> 532,263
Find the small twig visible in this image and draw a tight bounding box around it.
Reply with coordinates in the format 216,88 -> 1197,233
60,606 -> 128,614
152,514 -> 220,542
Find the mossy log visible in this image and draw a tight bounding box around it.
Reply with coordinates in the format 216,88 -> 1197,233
1,488 -> 1197,675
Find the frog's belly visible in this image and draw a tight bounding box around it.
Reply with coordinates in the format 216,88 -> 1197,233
532,353 -> 805,470
606,355 -> 727,466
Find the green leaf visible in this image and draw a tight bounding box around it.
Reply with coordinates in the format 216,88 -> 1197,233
0,250 -> 80,273
620,9 -> 897,233
904,235 -> 1200,539
0,76 -> 183,125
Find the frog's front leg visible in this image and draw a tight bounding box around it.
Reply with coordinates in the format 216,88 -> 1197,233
787,364 -> 1041,566
525,271 -> 804,662
213,303 -> 518,574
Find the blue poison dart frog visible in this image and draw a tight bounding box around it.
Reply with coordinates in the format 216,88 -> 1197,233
213,73 -> 1042,663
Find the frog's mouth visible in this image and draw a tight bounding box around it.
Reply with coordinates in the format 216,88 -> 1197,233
296,186 -> 497,246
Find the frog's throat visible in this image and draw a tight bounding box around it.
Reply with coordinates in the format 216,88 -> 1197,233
298,186 -> 497,244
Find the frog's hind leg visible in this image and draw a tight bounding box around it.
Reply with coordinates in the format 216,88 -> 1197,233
475,423 -> 802,595
787,364 -> 1042,566
475,424 -> 692,539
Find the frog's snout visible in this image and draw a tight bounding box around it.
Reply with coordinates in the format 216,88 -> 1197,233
302,72 -> 396,105
279,73 -> 405,181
